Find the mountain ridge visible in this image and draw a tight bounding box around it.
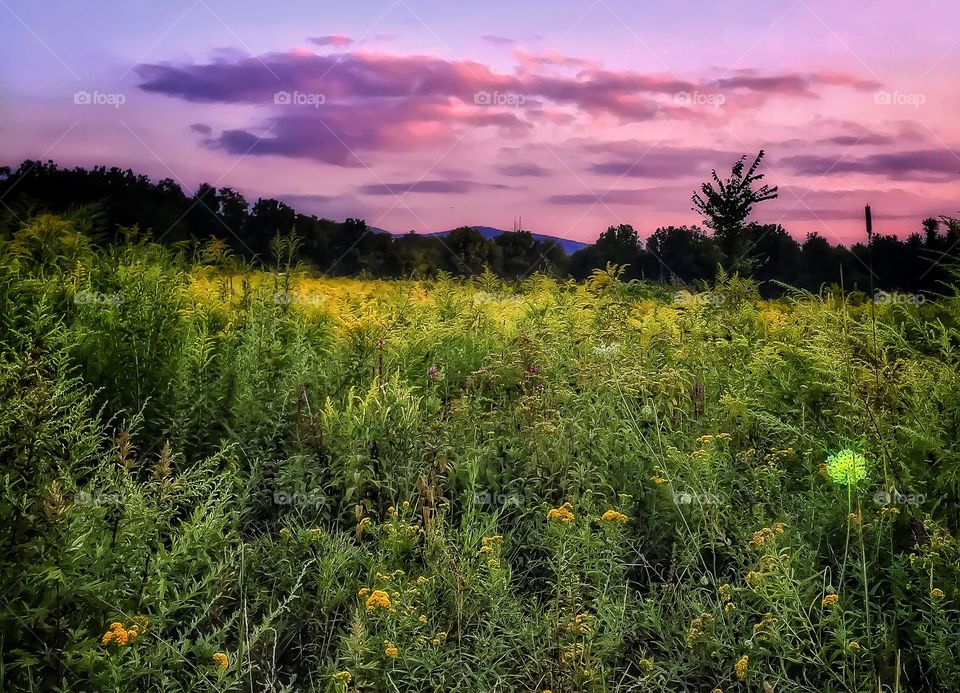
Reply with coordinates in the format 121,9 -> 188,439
382,225 -> 587,255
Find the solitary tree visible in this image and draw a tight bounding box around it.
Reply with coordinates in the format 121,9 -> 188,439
692,150 -> 778,273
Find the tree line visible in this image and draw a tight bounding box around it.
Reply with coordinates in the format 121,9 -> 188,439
1,156 -> 957,295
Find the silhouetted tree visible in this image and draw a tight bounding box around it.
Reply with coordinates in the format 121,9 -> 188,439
692,150 -> 779,273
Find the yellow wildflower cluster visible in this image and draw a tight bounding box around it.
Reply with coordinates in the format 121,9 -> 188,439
762,447 -> 795,467
639,657 -> 655,674
752,613 -> 776,633
686,612 -> 714,646
650,475 -> 668,485
822,593 -> 839,608
333,671 -> 352,684
718,583 -> 733,601
560,642 -> 584,665
735,655 -> 749,680
479,535 -> 502,553
430,630 -> 448,646
101,617 -> 147,647
600,509 -> 628,523
365,590 -> 392,611
749,522 -> 785,549
547,502 -> 575,523
212,652 -> 229,670
931,588 -> 945,600
847,641 -> 860,652
567,612 -> 591,635
384,641 -> 399,657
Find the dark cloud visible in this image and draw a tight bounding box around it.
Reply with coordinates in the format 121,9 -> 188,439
498,162 -> 551,177
586,144 -> 742,179
136,50 -> 883,165
782,149 -> 960,181
359,179 -> 478,195
308,35 -> 353,48
546,188 -> 665,205
189,123 -> 212,135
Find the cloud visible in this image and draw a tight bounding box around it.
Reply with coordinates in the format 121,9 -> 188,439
782,149 -> 960,181
482,34 -> 516,46
587,145 -> 742,179
211,100 -> 525,166
189,123 -> 212,135
358,179 -> 480,195
712,69 -> 880,98
546,188 -> 666,205
136,49 -> 884,165
498,162 -> 551,177
308,34 -> 354,48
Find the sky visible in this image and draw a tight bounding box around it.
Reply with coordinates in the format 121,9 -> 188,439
1,0 -> 958,245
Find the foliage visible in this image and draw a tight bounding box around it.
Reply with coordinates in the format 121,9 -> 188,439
2,217 -> 960,692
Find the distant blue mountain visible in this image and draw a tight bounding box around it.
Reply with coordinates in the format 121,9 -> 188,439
384,225 -> 587,255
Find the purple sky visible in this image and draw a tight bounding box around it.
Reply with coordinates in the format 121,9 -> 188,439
1,0 -> 958,243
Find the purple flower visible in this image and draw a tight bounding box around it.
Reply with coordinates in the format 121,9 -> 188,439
427,365 -> 439,381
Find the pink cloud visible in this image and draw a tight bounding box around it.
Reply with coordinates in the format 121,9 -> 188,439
308,34 -> 354,48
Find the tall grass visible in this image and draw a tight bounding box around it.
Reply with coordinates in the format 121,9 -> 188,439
1,220 -> 959,691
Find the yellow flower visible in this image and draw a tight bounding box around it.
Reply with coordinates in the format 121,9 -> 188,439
718,583 -> 732,601
212,652 -> 229,670
102,622 -> 129,647
279,528 -> 289,538
711,688 -> 724,693
931,588 -> 945,600
650,475 -> 668,485
753,613 -> 776,632
479,545 -> 492,554
418,614 -> 428,624
848,641 -> 860,652
365,589 -> 391,611
600,509 -> 628,523
384,642 -> 399,657
333,671 -> 352,683
357,587 -> 370,597
639,657 -> 655,674
724,602 -> 737,614
822,593 -> 839,607
735,655 -> 749,680
547,502 -> 575,523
